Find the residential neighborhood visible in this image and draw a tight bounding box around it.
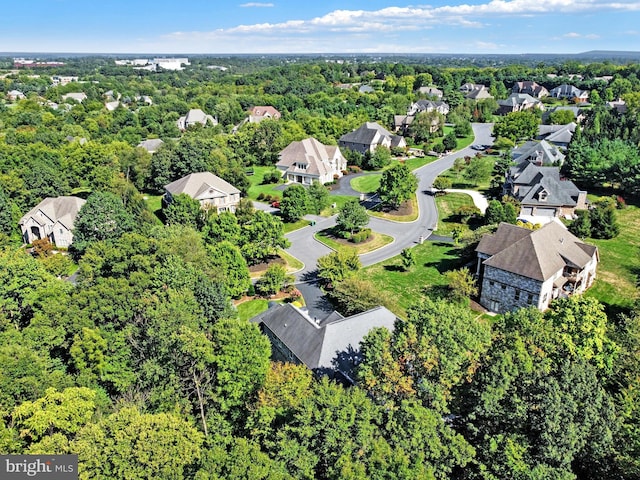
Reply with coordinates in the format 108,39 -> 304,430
0,50 -> 639,480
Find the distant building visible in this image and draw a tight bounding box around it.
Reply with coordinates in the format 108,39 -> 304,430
549,84 -> 589,103
20,196 -> 86,248
408,99 -> 450,116
51,75 -> 79,86
537,123 -> 577,148
153,57 -> 190,71
498,93 -> 544,115
416,86 -> 444,99
248,106 -> 281,123
137,139 -> 164,154
177,109 -> 217,131
6,90 -> 25,101
460,83 -> 493,100
512,81 -> 549,98
62,92 -> 87,103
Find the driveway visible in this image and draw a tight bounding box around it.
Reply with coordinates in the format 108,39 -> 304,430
284,123 -> 494,318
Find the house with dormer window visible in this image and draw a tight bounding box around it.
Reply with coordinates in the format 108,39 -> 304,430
276,138 -> 347,185
164,172 -> 241,213
504,161 -> 587,219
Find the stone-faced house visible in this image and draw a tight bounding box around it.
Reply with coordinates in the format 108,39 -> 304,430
177,109 -> 217,131
164,172 -> 241,213
512,140 -> 565,166
504,161 -> 587,218
20,196 -> 86,248
549,84 -> 589,103
338,122 -> 406,154
498,93 -> 545,115
251,303 -> 397,383
512,81 -> 549,98
475,222 -> 598,313
276,137 -> 347,185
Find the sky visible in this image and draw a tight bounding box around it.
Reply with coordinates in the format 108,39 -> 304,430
3,0 -> 640,55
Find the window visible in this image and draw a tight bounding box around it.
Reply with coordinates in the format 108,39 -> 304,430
542,293 -> 548,303
501,284 -> 507,290
514,290 -> 520,301
489,281 -> 494,287
527,294 -> 534,303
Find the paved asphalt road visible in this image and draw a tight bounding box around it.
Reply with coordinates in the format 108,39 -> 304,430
284,123 -> 494,317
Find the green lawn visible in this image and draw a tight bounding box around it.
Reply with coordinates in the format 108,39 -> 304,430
360,241 -> 466,318
440,155 -> 495,191
143,195 -> 165,224
321,194 -> 354,216
435,192 -> 476,236
404,156 -> 438,171
236,299 -> 269,321
247,166 -> 284,201
315,229 -> 394,254
351,174 -> 381,193
584,204 -> 640,310
282,218 -> 311,234
443,125 -> 475,150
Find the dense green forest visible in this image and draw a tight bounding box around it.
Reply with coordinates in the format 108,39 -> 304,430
0,56 -> 639,479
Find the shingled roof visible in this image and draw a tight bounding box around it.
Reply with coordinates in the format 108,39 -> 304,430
164,172 -> 240,198
251,303 -> 397,378
20,196 -> 86,230
339,122 -> 405,149
477,222 -> 597,282
277,137 -> 342,178
508,161 -> 581,207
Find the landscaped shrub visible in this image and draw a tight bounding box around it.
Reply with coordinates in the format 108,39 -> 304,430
257,193 -> 265,201
261,170 -> 281,184
350,228 -> 372,243
349,165 -> 362,174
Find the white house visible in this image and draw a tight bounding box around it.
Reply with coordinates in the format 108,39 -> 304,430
276,138 -> 347,185
19,196 -> 86,248
164,172 -> 241,213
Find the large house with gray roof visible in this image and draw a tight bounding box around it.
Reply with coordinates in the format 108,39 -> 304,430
549,84 -> 589,103
164,172 -> 241,213
251,303 -> 397,382
476,222 -> 598,313
537,122 -> 577,148
339,122 -> 406,154
512,81 -> 549,98
408,99 -> 450,116
504,161 -> 587,219
20,196 -> 86,248
512,140 -> 565,166
498,93 -> 545,115
276,137 -> 347,185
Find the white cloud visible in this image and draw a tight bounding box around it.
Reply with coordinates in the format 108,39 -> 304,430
239,2 -> 274,7
160,0 -> 638,53
562,32 -> 600,38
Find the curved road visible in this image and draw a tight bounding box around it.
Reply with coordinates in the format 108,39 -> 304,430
285,123 -> 494,316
